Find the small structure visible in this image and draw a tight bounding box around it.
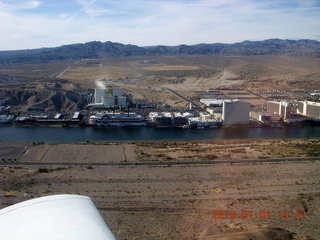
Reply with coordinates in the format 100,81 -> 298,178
0,115 -> 14,124
54,113 -> 64,119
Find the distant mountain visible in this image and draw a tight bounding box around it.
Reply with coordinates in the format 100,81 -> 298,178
0,39 -> 319,64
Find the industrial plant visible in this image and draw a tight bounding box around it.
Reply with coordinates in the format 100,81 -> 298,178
88,86 -> 127,108
1,86 -> 319,128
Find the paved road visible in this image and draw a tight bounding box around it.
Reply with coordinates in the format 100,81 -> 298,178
0,156 -> 319,167
164,87 -> 203,109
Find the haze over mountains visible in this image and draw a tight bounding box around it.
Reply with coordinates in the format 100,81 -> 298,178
0,39 -> 319,64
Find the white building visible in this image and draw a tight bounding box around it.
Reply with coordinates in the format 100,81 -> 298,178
200,99 -> 232,107
222,101 -> 250,125
199,112 -> 212,120
297,101 -> 320,118
93,86 -> 126,107
149,112 -> 192,125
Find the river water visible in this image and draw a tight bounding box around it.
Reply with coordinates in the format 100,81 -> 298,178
0,126 -> 319,143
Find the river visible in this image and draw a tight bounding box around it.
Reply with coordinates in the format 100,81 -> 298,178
0,125 -> 319,143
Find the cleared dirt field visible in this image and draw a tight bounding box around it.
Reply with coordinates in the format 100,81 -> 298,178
58,55 -> 320,90
55,55 -> 320,108
1,139 -> 320,239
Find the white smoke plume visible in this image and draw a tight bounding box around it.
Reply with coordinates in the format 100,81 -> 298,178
95,78 -> 106,88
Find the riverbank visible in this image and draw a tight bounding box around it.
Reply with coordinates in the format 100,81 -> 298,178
1,138 -> 319,163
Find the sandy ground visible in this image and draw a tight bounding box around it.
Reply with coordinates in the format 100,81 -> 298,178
1,139 -> 320,240
57,55 -> 320,109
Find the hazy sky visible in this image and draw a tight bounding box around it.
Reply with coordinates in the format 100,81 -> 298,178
1,0 -> 319,50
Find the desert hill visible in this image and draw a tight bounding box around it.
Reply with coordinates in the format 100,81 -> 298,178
0,39 -> 319,64
1,39 -> 319,112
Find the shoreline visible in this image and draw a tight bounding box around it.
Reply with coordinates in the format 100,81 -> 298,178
2,121 -> 320,129
1,138 -> 319,162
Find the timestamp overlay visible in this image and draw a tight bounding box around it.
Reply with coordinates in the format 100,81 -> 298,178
212,209 -> 307,221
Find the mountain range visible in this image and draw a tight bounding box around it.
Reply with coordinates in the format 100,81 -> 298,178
0,39 -> 319,64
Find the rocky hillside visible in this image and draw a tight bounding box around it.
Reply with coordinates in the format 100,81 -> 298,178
0,39 -> 319,64
0,80 -> 84,112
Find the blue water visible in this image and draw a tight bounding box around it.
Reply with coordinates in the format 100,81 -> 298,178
0,126 -> 319,143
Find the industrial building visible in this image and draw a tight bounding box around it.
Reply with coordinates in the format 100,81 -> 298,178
148,111 -> 220,128
187,117 -> 218,128
149,112 -> 193,125
250,111 -> 282,123
200,98 -> 232,107
90,86 -> 126,108
222,101 -> 250,125
297,101 -> 320,118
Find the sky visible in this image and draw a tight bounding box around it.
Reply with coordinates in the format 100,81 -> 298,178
0,0 -> 319,50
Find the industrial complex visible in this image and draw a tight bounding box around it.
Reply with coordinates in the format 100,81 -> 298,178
1,86 -> 320,128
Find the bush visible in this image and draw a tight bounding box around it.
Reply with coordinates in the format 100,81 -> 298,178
38,168 -> 50,173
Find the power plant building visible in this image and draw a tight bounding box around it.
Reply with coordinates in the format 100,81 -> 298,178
222,101 -> 250,125
94,86 -> 126,107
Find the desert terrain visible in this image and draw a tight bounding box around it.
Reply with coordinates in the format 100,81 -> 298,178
1,55 -> 320,111
1,45 -> 320,240
58,55 -> 320,108
1,139 -> 320,240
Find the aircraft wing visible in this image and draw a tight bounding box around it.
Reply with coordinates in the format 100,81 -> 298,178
0,194 -> 116,240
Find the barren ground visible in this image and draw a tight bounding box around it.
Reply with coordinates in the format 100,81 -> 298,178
2,55 -> 319,110
1,139 -> 320,240
60,55 -> 320,108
